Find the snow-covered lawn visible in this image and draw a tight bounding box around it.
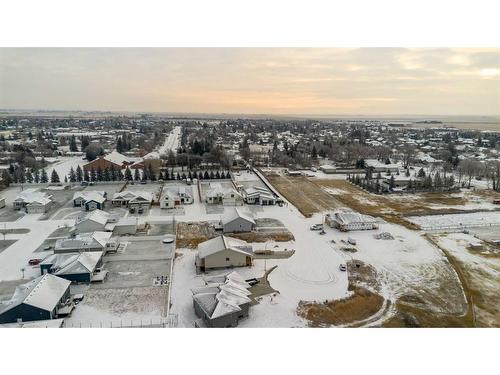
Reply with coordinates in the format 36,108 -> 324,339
44,156 -> 87,180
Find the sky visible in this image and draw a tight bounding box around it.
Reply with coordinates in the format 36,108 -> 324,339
0,48 -> 499,116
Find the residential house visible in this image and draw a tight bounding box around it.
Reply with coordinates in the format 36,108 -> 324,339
112,191 -> 153,209
205,183 -> 243,206
325,211 -> 378,231
54,231 -> 117,254
39,251 -> 106,283
83,150 -> 142,172
191,271 -> 252,328
195,235 -> 253,272
240,186 -> 276,205
13,189 -> 52,213
222,208 -> 256,233
160,186 -> 193,209
73,191 -> 107,211
0,274 -> 71,324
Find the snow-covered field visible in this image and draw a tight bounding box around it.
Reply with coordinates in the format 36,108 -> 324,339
408,211 -> 500,230
44,156 -> 87,180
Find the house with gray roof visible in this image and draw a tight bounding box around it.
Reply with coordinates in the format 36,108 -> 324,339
40,251 -> 105,283
195,235 -> 253,272
222,207 -> 256,233
191,271 -> 252,327
0,274 -> 71,324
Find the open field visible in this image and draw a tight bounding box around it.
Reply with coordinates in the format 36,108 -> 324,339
429,233 -> 500,327
265,174 -> 340,217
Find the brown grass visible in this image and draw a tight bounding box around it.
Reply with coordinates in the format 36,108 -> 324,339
265,174 -> 340,217
175,222 -> 217,248
230,231 -> 295,243
298,287 -> 384,326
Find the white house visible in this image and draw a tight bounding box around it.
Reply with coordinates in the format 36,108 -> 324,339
205,183 -> 243,206
160,186 -> 193,209
13,189 -> 52,213
325,211 -> 378,231
240,186 -> 276,205
112,191 -> 153,209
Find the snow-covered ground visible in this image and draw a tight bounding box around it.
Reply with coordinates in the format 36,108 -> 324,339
44,156 -> 87,180
158,126 -> 181,156
0,215 -> 74,281
408,211 -> 500,230
168,169 -> 467,327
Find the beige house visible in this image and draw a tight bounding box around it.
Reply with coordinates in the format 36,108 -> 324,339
195,235 -> 253,273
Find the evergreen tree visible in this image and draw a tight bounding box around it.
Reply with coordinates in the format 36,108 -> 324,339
34,170 -> 40,183
69,135 -> 78,152
389,175 -> 396,190
311,145 -> 318,159
134,168 -> 140,181
84,170 -> 90,182
76,165 -> 83,182
69,167 -> 76,183
96,167 -> 103,182
90,169 -> 97,182
204,171 -> 210,179
26,171 -> 33,183
64,176 -> 68,183
124,168 -> 133,181
103,168 -> 111,182
418,168 -> 426,178
40,169 -> 48,183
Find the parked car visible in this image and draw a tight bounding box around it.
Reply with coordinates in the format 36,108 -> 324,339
138,208 -> 144,214
140,180 -> 147,185
81,181 -> 88,186
28,258 -> 43,266
310,224 -> 323,231
347,237 -> 357,245
319,230 -> 326,235
129,208 -> 136,214
339,264 -> 347,272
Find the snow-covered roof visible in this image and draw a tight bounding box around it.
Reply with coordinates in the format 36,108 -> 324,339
0,274 -> 70,315
331,211 -> 378,225
113,191 -> 152,202
191,271 -> 252,320
55,231 -> 112,251
41,251 -> 103,275
76,209 -> 110,226
104,150 -> 132,165
223,207 -> 256,225
197,235 -> 253,260
15,189 -> 51,205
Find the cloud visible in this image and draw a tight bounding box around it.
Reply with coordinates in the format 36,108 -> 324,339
0,48 -> 499,115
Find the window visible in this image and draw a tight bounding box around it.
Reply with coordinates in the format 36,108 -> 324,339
226,257 -> 230,261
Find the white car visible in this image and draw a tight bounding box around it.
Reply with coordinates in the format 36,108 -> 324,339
162,236 -> 175,244
339,264 -> 347,272
310,224 -> 323,231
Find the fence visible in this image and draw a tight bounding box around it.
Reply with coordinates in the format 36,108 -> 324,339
63,314 -> 178,328
421,221 -> 500,232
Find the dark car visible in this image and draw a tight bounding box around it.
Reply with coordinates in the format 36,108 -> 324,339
28,258 -> 43,266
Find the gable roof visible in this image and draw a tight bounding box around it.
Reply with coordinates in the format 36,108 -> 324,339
0,274 -> 70,315
223,207 -> 256,225
42,252 -> 103,275
191,271 -> 251,320
197,235 -> 253,260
